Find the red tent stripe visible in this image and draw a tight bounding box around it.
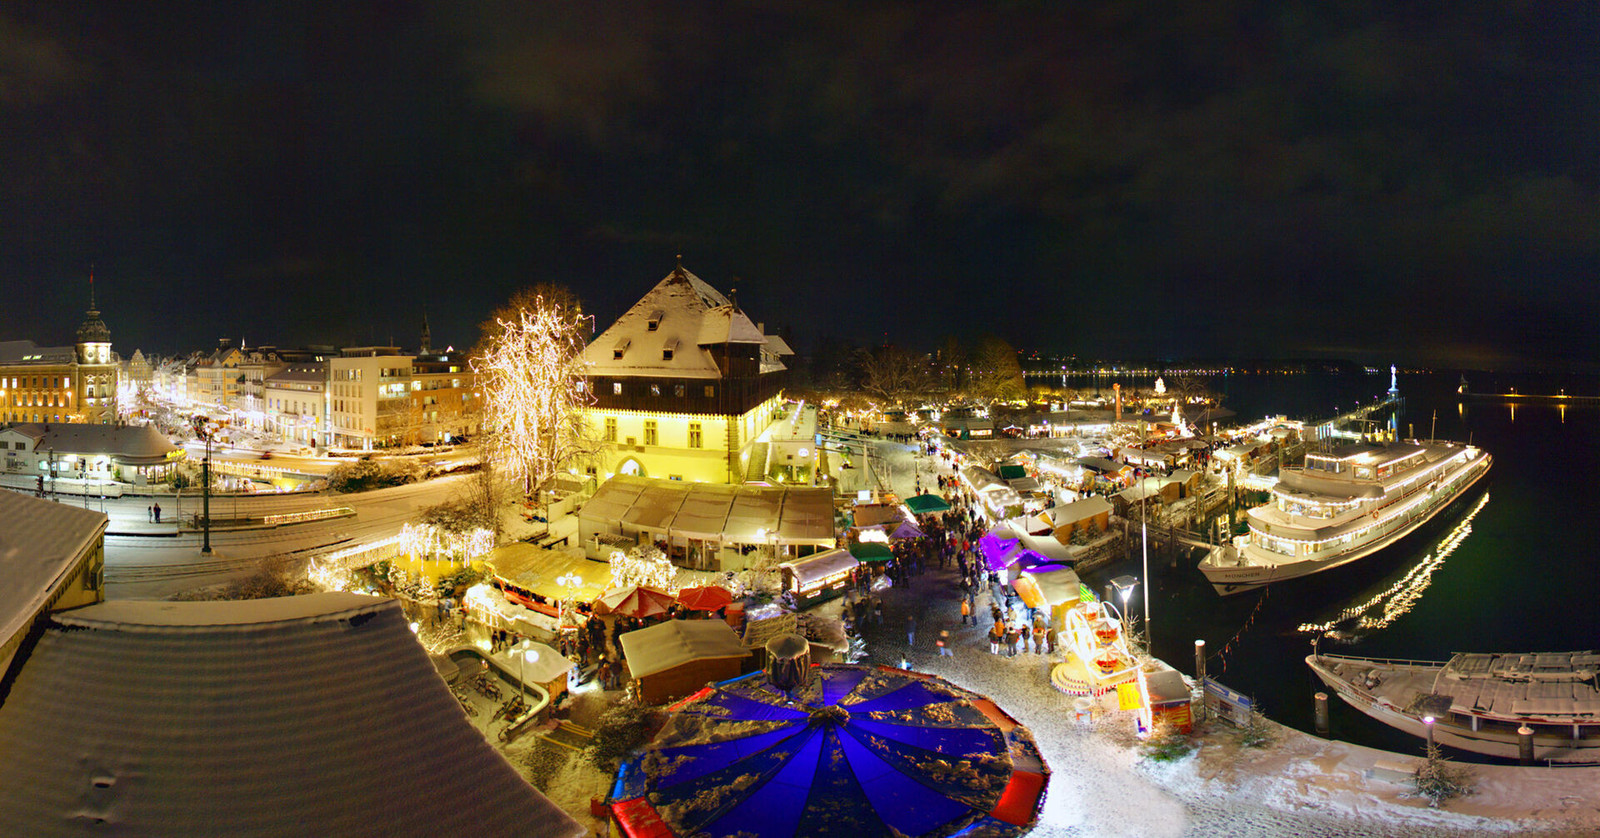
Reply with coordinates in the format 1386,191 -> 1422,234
988,770 -> 1046,825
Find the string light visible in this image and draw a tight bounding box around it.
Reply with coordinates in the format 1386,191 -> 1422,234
471,295 -> 596,495
608,547 -> 678,591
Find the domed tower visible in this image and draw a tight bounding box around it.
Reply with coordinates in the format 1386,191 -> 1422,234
74,276 -> 118,423
76,296 -> 112,365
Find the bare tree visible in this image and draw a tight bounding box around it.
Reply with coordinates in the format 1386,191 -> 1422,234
855,346 -> 933,407
967,335 -> 1026,403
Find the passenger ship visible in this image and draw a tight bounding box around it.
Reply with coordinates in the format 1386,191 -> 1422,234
1199,440 -> 1490,596
1308,651 -> 1600,761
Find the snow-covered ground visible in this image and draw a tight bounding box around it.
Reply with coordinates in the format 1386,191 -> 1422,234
850,438 -> 1600,838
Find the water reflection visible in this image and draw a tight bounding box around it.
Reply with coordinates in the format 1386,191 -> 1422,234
1297,491 -> 1491,640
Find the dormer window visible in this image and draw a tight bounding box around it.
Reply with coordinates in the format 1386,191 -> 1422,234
613,337 -> 631,360
663,338 -> 679,362
646,310 -> 663,331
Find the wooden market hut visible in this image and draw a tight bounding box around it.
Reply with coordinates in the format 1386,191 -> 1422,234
619,619 -> 753,705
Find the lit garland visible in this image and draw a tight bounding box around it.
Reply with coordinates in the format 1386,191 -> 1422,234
608,547 -> 678,591
471,295 -> 596,495
399,522 -> 496,561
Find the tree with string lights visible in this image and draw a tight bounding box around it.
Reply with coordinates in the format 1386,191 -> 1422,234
471,290 -> 601,499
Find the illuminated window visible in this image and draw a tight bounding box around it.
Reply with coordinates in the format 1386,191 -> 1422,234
650,384 -> 661,397
674,384 -> 685,397
704,385 -> 715,398
612,382 -> 622,395
689,423 -> 702,449
644,421 -> 658,446
605,417 -> 617,442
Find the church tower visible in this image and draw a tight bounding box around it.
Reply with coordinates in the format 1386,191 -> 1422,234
73,274 -> 118,423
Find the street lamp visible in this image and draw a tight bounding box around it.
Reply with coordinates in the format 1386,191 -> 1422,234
191,415 -> 214,554
1423,715 -> 1436,749
1140,477 -> 1151,637
1110,575 -> 1137,637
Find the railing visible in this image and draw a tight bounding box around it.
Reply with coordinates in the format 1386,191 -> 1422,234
1314,652 -> 1447,669
261,507 -> 354,525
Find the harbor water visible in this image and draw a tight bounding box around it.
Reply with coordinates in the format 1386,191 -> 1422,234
1074,370 -> 1600,762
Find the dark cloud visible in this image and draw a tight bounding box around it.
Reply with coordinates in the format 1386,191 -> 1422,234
0,2 -> 1596,368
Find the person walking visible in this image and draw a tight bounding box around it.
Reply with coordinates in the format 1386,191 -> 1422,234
988,619 -> 1005,655
147,504 -> 154,523
153,502 -> 161,523
959,598 -> 972,626
906,614 -> 917,647
1033,613 -> 1049,654
937,629 -> 952,657
1018,621 -> 1031,655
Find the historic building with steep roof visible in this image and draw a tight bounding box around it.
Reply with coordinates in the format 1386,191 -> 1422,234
577,263 -> 793,484
0,289 -> 120,424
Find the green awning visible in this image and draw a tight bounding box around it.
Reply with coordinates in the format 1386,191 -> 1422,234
848,542 -> 894,561
998,464 -> 1027,480
904,494 -> 952,515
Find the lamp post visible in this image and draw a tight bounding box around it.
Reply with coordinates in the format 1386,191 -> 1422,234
192,415 -> 213,555
1140,478 -> 1151,637
1110,575 -> 1137,639
1423,715 -> 1436,749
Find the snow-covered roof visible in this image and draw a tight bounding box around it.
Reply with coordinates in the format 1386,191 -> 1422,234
1047,496 -> 1113,524
1,423 -> 180,464
0,593 -> 581,838
580,475 -> 834,544
579,266 -> 783,379
0,490 -> 106,654
0,340 -> 76,364
779,547 -> 859,586
620,618 -> 750,680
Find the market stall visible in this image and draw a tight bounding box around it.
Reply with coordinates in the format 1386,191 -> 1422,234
778,548 -> 859,608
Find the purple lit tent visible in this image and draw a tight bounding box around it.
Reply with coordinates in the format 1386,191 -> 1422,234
610,665 -> 1048,838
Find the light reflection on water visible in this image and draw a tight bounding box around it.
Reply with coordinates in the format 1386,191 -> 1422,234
1297,491 -> 1491,640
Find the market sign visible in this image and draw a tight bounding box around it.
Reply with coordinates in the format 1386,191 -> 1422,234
1202,676 -> 1253,726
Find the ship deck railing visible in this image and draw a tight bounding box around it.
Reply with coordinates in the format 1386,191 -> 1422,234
1315,652 -> 1446,669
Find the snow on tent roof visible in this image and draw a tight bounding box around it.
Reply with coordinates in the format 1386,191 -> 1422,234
0,593 -> 580,838
582,476 -> 833,544
612,664 -> 1046,838
780,548 -> 859,587
0,490 -> 107,652
1020,566 -> 1083,608
778,491 -> 833,541
619,618 -> 750,680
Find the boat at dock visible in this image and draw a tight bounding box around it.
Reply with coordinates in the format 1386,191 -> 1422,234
1199,439 -> 1490,596
1307,651 -> 1600,762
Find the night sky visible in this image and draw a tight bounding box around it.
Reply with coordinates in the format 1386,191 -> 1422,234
3,2 -> 1597,368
